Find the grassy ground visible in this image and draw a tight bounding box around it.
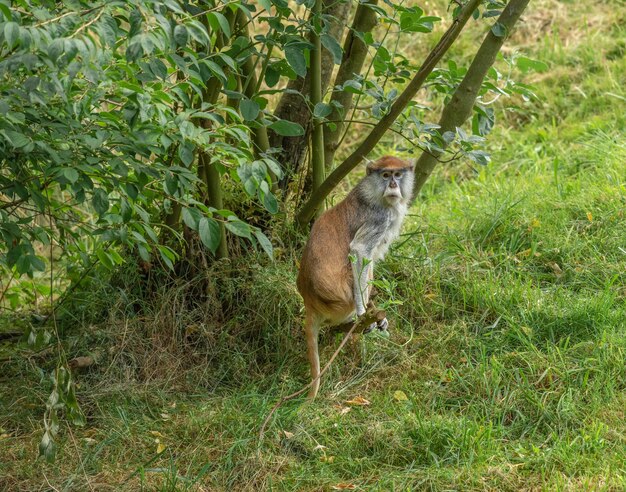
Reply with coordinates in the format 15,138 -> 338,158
2,0 -> 626,490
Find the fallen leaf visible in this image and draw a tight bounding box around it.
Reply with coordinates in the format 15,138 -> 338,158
149,431 -> 164,438
281,430 -> 294,439
344,396 -> 370,406
160,413 -> 170,420
393,390 -> 408,402
333,405 -> 351,415
587,211 -> 593,222
313,444 -> 327,452
331,484 -> 356,490
156,442 -> 166,454
320,455 -> 335,463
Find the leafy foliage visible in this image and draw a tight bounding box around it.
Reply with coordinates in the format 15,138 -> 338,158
0,0 -> 543,464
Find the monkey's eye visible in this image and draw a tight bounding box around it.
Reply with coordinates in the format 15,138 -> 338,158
393,171 -> 403,179
381,171 -> 391,179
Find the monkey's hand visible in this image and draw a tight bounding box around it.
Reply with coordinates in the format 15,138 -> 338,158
364,317 -> 388,334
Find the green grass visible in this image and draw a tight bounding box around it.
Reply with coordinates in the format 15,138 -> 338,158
2,1 -> 626,490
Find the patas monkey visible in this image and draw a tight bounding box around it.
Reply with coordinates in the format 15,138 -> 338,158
297,156 -> 415,399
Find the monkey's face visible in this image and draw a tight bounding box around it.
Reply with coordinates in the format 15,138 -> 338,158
376,169 -> 413,204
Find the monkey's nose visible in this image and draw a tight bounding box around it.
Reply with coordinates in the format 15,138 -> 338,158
389,181 -> 398,188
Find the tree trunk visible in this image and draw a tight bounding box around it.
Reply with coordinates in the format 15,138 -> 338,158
310,0 -> 325,203
296,0 -> 482,229
200,151 -> 229,259
270,0 -> 352,181
324,0 -> 379,171
412,0 -> 531,197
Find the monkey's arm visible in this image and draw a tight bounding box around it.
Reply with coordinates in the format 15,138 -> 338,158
349,225 -> 383,316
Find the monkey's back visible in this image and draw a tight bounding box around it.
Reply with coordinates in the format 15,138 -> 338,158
297,196 -> 361,323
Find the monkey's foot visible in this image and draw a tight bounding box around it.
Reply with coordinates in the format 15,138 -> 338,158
364,317 -> 389,334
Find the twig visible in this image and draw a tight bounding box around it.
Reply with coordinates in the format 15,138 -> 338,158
74,7 -> 105,35
33,6 -> 100,27
258,303 -> 386,444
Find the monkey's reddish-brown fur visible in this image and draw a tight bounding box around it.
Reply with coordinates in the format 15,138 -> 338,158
366,155 -> 411,172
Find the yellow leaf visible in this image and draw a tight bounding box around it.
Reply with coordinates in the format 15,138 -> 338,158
344,396 -> 370,406
149,431 -> 164,438
587,211 -> 593,222
156,442 -> 166,454
320,455 -> 335,463
281,430 -> 294,439
332,484 -> 356,490
530,218 -> 541,228
393,390 -> 408,402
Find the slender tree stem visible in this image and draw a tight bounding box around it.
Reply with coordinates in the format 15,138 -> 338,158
310,0 -> 325,205
296,0 -> 482,228
412,0 -> 531,197
323,0 -> 379,171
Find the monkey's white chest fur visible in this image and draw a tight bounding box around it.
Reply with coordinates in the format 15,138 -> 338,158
371,202 -> 408,261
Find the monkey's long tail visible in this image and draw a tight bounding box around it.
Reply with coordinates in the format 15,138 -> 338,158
305,312 -> 321,400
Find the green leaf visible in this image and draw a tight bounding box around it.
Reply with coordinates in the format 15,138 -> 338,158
207,12 -> 231,38
178,141 -> 195,166
0,4 -> 13,21
240,98 -> 260,121
491,22 -> 507,38
30,255 -> 46,272
150,59 -> 168,80
164,0 -> 185,14
126,40 -> 143,62
262,191 -> 278,214
158,245 -> 176,270
268,120 -> 305,136
182,207 -> 201,230
467,150 -> 491,165
39,431 -> 57,464
258,0 -> 272,12
313,102 -> 332,119
203,59 -> 227,82
96,248 -> 114,269
4,21 -> 19,50
225,218 -> 252,239
516,56 -> 548,73
265,65 -> 280,87
198,217 -> 220,254
92,189 -> 109,215
254,230 -> 274,259
173,24 -> 188,47
4,130 -> 30,148
263,158 -> 283,179
320,34 -> 342,64
48,38 -> 64,62
285,45 -> 307,77
63,168 -> 79,183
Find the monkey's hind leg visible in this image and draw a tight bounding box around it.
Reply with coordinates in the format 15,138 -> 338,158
305,312 -> 321,399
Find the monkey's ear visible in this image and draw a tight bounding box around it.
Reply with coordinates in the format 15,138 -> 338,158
408,158 -> 417,171
364,157 -> 375,175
